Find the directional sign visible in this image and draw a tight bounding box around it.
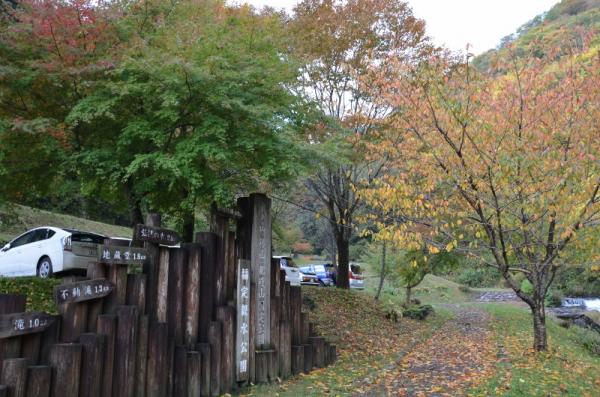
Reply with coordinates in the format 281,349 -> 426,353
97,244 -> 148,265
0,312 -> 55,339
54,279 -> 114,305
133,224 -> 181,246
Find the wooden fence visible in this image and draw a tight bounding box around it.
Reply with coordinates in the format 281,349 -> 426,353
0,193 -> 336,396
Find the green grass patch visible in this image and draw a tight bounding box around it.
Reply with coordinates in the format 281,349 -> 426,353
0,277 -> 60,314
472,303 -> 600,396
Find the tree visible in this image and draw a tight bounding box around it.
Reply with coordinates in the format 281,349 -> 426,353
288,0 -> 429,288
361,39 -> 600,350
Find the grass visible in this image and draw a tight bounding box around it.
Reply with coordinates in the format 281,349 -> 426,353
471,303 -> 600,396
0,276 -> 60,314
0,203 -> 132,244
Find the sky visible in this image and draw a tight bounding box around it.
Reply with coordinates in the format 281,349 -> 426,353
229,0 -> 560,54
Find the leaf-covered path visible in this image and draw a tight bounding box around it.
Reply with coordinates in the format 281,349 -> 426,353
358,305 -> 498,396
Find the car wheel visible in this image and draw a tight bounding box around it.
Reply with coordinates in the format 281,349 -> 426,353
37,257 -> 53,278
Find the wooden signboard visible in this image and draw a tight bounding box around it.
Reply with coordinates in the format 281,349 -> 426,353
0,312 -> 55,338
54,279 -> 114,305
251,194 -> 271,348
133,224 -> 181,246
97,245 -> 148,265
236,259 -> 251,381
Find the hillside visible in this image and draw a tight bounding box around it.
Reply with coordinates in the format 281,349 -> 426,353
474,0 -> 600,70
0,203 -> 132,243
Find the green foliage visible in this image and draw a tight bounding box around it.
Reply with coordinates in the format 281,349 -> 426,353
402,304 -> 434,320
554,266 -> 600,297
520,279 -> 534,295
569,324 -> 600,355
0,277 -> 60,314
456,267 -> 501,288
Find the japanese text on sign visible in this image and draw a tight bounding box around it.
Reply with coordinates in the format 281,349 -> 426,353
0,312 -> 55,339
54,279 -> 114,305
236,260 -> 251,381
97,245 -> 147,265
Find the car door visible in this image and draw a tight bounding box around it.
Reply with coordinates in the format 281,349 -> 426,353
14,229 -> 47,276
0,231 -> 35,276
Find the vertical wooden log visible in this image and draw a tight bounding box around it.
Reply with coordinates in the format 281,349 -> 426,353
290,286 -> 301,345
49,343 -> 82,397
142,213 -> 161,322
329,345 -> 337,364
209,208 -> 228,308
186,351 -> 201,397
25,365 -> 51,397
20,333 -> 41,363
115,306 -> 138,397
126,274 -> 147,315
207,322 -> 221,397
278,322 -> 291,378
271,258 -> 280,298
79,333 -> 105,397
104,265 -> 127,315
269,297 -> 280,379
146,322 -> 168,397
96,315 -> 116,397
0,386 -> 6,397
226,231 -> 236,302
216,306 -> 234,394
254,351 -> 269,384
172,346 -> 188,397
156,248 -> 170,322
183,244 -> 201,346
38,316 -> 60,365
324,341 -> 330,366
195,233 -> 217,343
0,294 -> 26,363
168,249 -> 187,345
302,344 -> 313,373
291,345 -> 304,376
135,315 -> 148,397
166,340 -> 175,397
197,343 -> 211,397
301,313 -> 310,344
0,358 -> 28,397
309,337 -> 325,368
58,301 -> 87,343
86,263 -> 106,332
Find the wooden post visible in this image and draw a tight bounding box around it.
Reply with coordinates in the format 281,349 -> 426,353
197,343 -> 211,397
210,207 -> 229,308
0,358 -> 28,397
235,260 -> 250,384
79,333 -> 106,397
301,313 -> 310,344
216,306 -> 234,394
135,316 -> 148,397
255,350 -> 273,384
182,244 -> 201,346
172,346 -> 188,397
168,248 -> 187,345
290,286 -> 301,345
0,295 -> 26,364
291,345 -> 304,375
126,274 -> 147,315
26,365 -> 51,397
115,306 -> 138,397
96,315 -> 117,397
104,265 -> 128,315
142,213 -> 161,322
186,351 -> 201,397
302,344 -> 313,373
49,343 -> 82,397
208,322 -> 222,396
20,333 -> 41,363
309,337 -> 325,368
195,233 -> 217,343
58,301 -> 87,343
278,321 -> 291,378
226,231 -> 236,302
86,263 -> 106,332
146,322 -> 168,397
269,297 -> 280,380
39,315 -> 60,365
329,344 -> 337,364
156,248 -> 170,322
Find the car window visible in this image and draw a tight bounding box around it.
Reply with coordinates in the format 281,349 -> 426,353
30,229 -> 48,243
47,230 -> 56,239
10,231 -> 36,248
350,264 -> 362,274
314,265 -> 326,273
71,233 -> 105,244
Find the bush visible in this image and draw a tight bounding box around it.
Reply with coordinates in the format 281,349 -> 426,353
520,279 -> 534,295
545,290 -> 564,307
457,267 -> 500,288
569,325 -> 600,355
402,304 -> 434,320
0,277 -> 60,314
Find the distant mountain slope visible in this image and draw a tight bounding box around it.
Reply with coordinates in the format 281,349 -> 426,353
474,0 -> 600,70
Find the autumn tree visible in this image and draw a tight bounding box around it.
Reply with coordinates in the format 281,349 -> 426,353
361,39 -> 600,350
288,0 -> 429,288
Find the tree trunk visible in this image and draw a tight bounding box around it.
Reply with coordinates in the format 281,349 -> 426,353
182,209 -> 195,243
375,241 -> 387,301
405,286 -> 412,305
336,235 -> 350,289
531,302 -> 547,351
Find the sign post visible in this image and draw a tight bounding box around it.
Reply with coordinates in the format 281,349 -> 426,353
236,260 -> 251,382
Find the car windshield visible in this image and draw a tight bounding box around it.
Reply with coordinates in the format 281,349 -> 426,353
314,265 -> 326,273
350,264 -> 362,274
279,257 -> 297,268
71,232 -> 105,244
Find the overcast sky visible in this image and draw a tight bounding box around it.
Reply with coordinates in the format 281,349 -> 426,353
229,0 -> 559,54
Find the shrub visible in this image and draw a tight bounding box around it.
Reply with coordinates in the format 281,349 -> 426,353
0,277 -> 60,314
545,290 -> 564,307
569,325 -> 600,355
520,279 -> 534,295
457,267 -> 500,288
402,304 -> 434,320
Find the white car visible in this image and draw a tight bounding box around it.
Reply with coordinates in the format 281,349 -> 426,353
0,227 -> 106,278
273,255 -> 301,286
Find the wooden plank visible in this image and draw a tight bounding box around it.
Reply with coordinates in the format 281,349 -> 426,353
104,265 -> 127,314
302,344 -> 313,373
97,245 -> 148,266
216,306 -> 234,393
141,215 -> 160,322
54,279 -> 113,305
156,248 -> 170,323
235,260 -> 250,382
269,297 -> 280,380
126,274 -> 147,314
291,345 -> 304,375
195,233 -> 217,343
79,333 -> 106,397
210,208 -> 228,308
0,358 -> 28,397
226,231 -> 236,302
115,306 -> 138,397
133,224 -> 181,246
20,332 -> 41,363
309,337 -> 325,368
0,295 -> 26,363
254,350 -> 270,384
96,315 -> 117,397
186,351 -> 201,397
0,312 -> 55,339
49,343 -> 82,397
167,248 -> 186,344
183,244 -> 201,346
25,365 -> 51,397
59,302 -> 87,343
278,321 -> 291,378
172,346 -> 187,397
38,316 -> 60,365
146,322 -> 168,397
86,263 -> 107,332
135,315 -> 148,397
290,286 -> 302,345
208,321 -> 222,396
197,343 -> 211,397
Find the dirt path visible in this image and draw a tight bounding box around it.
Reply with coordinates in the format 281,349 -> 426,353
357,305 -> 498,396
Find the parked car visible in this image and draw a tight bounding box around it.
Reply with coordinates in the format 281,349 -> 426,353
0,227 -> 106,278
349,262 -> 364,289
299,264 -> 335,286
273,255 -> 301,286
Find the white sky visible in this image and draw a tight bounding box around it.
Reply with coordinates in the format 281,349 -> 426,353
229,0 -> 560,54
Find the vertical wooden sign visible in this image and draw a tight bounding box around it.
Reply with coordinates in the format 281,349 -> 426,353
251,194 -> 271,349
236,260 -> 251,381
